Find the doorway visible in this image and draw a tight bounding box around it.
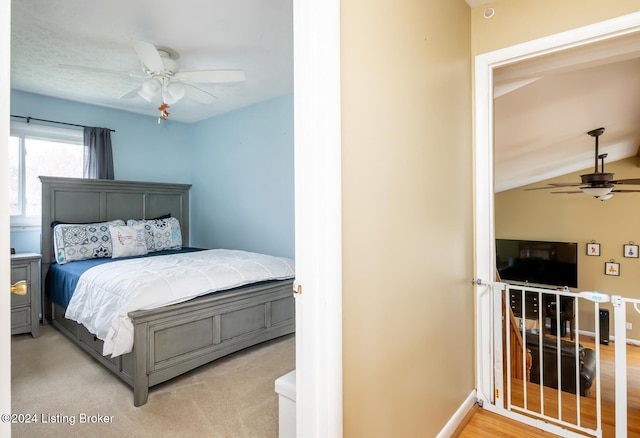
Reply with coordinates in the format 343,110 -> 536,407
473,10 -> 640,437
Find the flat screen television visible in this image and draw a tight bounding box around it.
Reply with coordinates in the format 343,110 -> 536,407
496,239 -> 578,288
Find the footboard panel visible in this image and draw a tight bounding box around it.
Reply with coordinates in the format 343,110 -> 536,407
137,281 -> 295,382
131,279 -> 295,406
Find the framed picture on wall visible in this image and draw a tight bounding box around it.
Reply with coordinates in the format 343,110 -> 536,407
605,261 -> 620,276
623,243 -> 639,258
586,242 -> 600,256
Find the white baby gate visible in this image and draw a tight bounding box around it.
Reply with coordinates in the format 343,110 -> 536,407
475,281 -> 638,438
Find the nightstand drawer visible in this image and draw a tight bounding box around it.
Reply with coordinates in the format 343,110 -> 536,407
11,307 -> 31,329
11,290 -> 31,308
10,253 -> 41,338
11,264 -> 29,283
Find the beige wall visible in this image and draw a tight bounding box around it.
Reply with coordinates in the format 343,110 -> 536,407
341,1 -> 473,436
340,1 -> 640,434
471,0 -> 640,55
496,157 -> 640,338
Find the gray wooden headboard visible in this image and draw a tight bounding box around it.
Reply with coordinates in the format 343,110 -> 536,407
40,176 -> 191,276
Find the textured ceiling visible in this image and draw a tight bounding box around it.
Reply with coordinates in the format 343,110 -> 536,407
11,0 -> 293,123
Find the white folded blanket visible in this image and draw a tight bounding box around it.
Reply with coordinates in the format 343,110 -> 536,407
65,249 -> 295,357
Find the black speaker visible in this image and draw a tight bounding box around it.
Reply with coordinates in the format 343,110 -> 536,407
599,309 -> 610,345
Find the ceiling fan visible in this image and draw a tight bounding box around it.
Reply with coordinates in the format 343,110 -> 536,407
61,40 -> 246,120
525,127 -> 640,201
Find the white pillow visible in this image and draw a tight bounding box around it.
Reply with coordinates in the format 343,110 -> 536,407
109,224 -> 148,258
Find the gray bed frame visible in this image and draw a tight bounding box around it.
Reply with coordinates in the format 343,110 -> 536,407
40,176 -> 295,406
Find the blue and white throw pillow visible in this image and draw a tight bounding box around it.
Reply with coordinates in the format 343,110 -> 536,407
53,220 -> 125,264
126,217 -> 182,252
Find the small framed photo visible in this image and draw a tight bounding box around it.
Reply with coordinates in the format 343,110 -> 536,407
605,261 -> 620,276
624,244 -> 639,258
587,242 -> 600,256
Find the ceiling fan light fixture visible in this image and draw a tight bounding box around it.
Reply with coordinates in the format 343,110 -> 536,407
598,193 -> 614,201
138,79 -> 161,102
164,82 -> 186,105
581,186 -> 613,197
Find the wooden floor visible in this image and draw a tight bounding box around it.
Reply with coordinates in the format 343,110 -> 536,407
458,336 -> 640,437
458,407 -> 559,438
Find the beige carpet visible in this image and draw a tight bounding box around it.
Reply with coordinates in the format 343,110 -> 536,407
11,325 -> 295,438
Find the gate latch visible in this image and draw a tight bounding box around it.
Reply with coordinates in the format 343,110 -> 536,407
578,291 -> 610,303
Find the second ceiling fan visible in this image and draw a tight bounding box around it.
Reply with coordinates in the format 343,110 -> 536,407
525,127 -> 640,200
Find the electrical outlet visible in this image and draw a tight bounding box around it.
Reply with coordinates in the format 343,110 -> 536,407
627,322 -> 633,330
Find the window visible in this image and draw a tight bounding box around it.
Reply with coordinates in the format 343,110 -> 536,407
10,122 -> 84,227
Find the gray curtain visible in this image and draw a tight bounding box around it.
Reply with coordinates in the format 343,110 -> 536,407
83,127 -> 114,179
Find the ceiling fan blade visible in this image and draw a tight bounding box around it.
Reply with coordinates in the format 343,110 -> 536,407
612,178 -> 640,185
550,188 -> 640,195
133,40 -> 165,74
174,70 -> 246,83
182,83 -> 218,104
119,87 -> 142,99
525,183 -> 583,191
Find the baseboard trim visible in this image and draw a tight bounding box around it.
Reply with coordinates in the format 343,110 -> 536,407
436,389 -> 477,438
577,329 -> 640,346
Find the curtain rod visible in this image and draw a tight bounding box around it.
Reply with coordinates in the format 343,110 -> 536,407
10,115 -> 115,133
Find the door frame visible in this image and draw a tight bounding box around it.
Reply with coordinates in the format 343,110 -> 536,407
0,0 -> 10,435
473,11 -> 640,404
292,0 -> 343,436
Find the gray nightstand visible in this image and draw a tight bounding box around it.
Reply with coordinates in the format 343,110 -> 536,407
10,253 -> 41,338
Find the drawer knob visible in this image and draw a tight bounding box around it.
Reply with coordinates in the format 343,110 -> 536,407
10,280 -> 27,296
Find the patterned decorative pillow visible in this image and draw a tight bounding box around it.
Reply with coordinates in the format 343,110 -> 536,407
109,224 -> 148,258
53,220 -> 125,264
126,217 -> 182,252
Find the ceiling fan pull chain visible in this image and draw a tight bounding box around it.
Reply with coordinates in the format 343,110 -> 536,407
158,103 -> 170,123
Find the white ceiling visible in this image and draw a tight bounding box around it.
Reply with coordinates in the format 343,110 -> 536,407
11,1 -> 640,191
10,0 -> 293,123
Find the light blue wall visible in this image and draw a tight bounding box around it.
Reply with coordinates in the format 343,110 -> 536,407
9,91 -> 295,259
189,95 -> 294,258
9,231 -> 39,254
